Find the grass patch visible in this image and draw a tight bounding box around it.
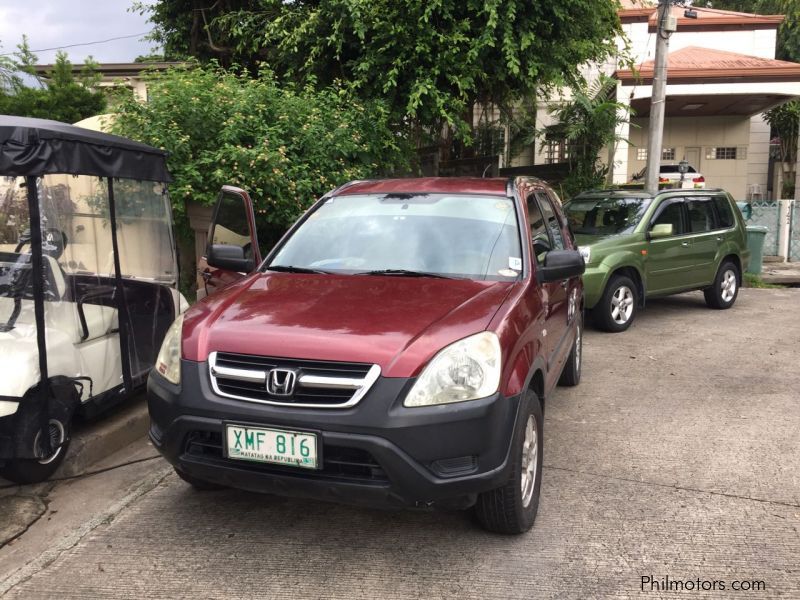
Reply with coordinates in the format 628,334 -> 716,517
743,273 -> 784,289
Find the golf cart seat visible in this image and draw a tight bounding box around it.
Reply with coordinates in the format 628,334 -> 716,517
43,256 -> 118,344
11,254 -> 118,344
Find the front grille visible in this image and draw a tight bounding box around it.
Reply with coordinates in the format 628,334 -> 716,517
184,430 -> 388,483
209,352 -> 380,408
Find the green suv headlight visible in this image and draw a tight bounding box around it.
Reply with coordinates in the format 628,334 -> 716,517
404,332 -> 502,407
155,314 -> 184,385
578,246 -> 591,264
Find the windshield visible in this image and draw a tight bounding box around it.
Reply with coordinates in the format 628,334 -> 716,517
268,193 -> 523,281
564,197 -> 651,236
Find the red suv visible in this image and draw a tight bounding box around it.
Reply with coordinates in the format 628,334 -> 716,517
148,177 -> 585,534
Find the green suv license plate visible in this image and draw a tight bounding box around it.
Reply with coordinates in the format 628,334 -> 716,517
225,424 -> 319,469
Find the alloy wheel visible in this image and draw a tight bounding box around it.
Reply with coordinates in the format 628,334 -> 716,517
610,285 -> 634,325
520,414 -> 539,508
720,269 -> 737,303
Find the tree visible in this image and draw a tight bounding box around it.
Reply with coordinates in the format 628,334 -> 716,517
109,63 -> 413,238
135,1 -> 622,140
0,47 -> 106,123
539,76 -> 632,199
765,101 -> 799,197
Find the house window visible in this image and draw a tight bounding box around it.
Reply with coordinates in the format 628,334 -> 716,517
706,147 -> 742,160
545,140 -> 572,165
662,148 -> 676,161
636,148 -> 648,161
476,126 -> 506,157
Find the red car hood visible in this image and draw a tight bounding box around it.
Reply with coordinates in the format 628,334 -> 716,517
182,273 -> 514,378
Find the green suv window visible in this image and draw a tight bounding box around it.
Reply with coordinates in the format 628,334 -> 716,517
566,197 -> 651,236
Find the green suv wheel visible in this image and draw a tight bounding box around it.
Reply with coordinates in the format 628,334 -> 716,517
594,275 -> 638,333
704,260 -> 740,310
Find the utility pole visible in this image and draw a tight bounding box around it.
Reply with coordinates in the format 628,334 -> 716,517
644,0 -> 676,195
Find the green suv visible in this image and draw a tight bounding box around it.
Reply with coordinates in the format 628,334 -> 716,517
563,189 -> 750,332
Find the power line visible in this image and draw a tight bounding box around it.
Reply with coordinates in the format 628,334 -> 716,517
0,31 -> 153,57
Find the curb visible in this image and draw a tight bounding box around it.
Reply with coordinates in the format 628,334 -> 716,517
55,396 -> 150,479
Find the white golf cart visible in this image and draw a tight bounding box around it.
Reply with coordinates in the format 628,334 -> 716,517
0,116 -> 185,483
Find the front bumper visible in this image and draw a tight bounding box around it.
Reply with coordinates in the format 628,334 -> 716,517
581,265 -> 608,309
148,360 -> 523,509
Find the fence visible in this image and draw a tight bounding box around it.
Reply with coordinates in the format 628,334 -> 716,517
749,201 -> 780,256
792,202 -> 800,261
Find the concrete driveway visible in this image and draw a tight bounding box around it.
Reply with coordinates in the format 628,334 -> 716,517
2,288 -> 799,599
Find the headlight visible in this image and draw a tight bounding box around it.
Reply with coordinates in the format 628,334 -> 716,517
155,314 -> 184,385
404,332 -> 501,407
578,246 -> 591,264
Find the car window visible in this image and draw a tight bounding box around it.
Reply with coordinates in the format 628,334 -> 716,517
651,201 -> 684,235
526,193 -> 549,265
536,192 -> 565,251
661,165 -> 697,174
713,196 -> 735,229
565,196 -> 651,236
269,193 -> 522,281
211,191 -> 254,259
687,198 -> 716,233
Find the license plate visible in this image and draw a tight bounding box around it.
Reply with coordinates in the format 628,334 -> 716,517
225,424 -> 319,469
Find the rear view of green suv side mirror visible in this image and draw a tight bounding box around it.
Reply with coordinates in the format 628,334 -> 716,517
649,223 -> 674,239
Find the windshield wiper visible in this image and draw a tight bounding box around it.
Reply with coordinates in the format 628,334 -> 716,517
357,269 -> 456,279
265,265 -> 332,275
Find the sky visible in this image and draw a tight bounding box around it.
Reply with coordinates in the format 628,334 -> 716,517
0,0 -> 160,65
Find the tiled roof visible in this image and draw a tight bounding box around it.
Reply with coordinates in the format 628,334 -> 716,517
619,3 -> 784,28
616,46 -> 800,83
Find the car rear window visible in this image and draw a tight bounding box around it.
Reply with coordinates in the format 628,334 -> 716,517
660,165 -> 697,174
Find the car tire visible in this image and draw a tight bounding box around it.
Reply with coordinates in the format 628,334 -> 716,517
174,468 -> 225,491
593,275 -> 638,333
474,389 -> 543,535
0,417 -> 71,484
704,260 -> 740,310
558,313 -> 582,387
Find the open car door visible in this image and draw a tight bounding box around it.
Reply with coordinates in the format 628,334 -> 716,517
198,186 -> 260,299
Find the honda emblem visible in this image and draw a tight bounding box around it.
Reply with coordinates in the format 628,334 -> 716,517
266,368 -> 297,396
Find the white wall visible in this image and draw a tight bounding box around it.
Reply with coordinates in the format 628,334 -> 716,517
622,23 -> 778,64
627,116 -> 754,198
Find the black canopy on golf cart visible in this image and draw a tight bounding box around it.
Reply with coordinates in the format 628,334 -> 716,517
0,115 -> 179,483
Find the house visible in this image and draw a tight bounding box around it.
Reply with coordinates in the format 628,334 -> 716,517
30,61 -> 187,102
607,1 -> 800,200
487,2 -> 800,202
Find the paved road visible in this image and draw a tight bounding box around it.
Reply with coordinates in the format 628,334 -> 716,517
3,289 -> 799,599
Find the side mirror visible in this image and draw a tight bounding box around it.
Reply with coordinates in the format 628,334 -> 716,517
206,244 -> 254,273
649,223 -> 674,239
538,249 -> 585,283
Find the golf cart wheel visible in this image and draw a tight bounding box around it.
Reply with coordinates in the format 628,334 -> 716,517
474,389 -> 543,534
174,468 -> 225,491
0,418 -> 71,484
594,275 -> 638,333
704,260 -> 740,310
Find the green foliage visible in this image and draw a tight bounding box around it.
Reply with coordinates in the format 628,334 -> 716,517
0,48 -> 106,124
109,64 -> 414,238
137,0 -> 622,139
540,76 -> 632,199
706,1 -> 800,61
765,100 -> 799,197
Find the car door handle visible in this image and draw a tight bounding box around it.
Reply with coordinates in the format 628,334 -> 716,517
716,236 -> 723,242
560,280 -> 568,289
681,241 -> 690,247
